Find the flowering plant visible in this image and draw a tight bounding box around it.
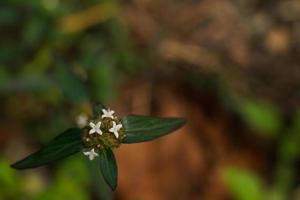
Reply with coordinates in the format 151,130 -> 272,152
11,103 -> 186,190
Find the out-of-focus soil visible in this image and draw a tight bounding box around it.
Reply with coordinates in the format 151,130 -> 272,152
121,0 -> 300,112
114,1 -> 300,197
116,81 -> 268,200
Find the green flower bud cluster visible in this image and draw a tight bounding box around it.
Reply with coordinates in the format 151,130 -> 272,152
82,113 -> 126,152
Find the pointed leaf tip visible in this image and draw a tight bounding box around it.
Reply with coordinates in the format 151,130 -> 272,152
11,128 -> 83,170
121,115 -> 187,144
99,149 -> 118,190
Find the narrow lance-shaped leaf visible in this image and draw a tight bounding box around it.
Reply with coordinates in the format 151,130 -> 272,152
121,115 -> 186,144
99,148 -> 118,191
11,128 -> 84,169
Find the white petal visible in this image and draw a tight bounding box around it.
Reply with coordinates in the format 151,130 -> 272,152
117,124 -> 122,129
92,149 -> 98,155
96,129 -> 103,135
114,131 -> 119,138
84,149 -> 98,160
89,122 -> 95,128
95,121 -> 101,128
89,129 -> 96,134
101,108 -> 115,118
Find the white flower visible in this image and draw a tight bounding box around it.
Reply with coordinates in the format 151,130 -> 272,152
76,114 -> 88,128
89,121 -> 102,135
101,108 -> 115,119
109,121 -> 123,138
83,148 -> 98,160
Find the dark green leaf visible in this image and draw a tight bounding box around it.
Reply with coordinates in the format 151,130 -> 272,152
93,102 -> 106,117
99,149 -> 118,190
11,128 -> 84,170
121,115 -> 186,143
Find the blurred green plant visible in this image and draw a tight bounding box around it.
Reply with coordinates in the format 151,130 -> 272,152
272,110 -> 300,200
223,167 -> 267,200
0,158 -> 21,199
0,0 -> 143,198
34,157 -> 89,200
223,110 -> 300,200
238,99 -> 282,137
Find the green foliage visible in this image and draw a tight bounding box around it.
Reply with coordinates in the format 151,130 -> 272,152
37,177 -> 89,200
99,149 -> 118,190
86,155 -> 113,200
54,65 -> 88,104
89,63 -> 116,102
35,157 -> 89,200
272,110 -> 300,199
1,0 -> 299,198
21,46 -> 52,76
122,115 -> 186,143
279,111 -> 300,160
11,104 -> 186,190
0,67 -> 10,89
223,167 -> 267,200
11,128 -> 84,169
238,99 -> 282,137
0,159 -> 21,199
3,0 -> 183,192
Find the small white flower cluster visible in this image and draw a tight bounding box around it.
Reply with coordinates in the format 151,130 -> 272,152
82,108 -> 123,160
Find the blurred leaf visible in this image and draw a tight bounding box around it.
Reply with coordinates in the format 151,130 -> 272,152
99,149 -> 117,191
279,112 -> 300,160
93,102 -> 106,117
54,65 -> 88,104
36,176 -> 89,200
273,110 -> 300,199
4,75 -> 52,92
0,159 -> 21,198
223,167 -> 266,200
22,46 -> 52,75
0,159 -> 19,188
89,64 -> 115,102
22,16 -> 53,47
40,0 -> 59,12
272,162 -> 294,200
57,156 -> 89,187
11,128 -> 83,169
0,7 -> 19,25
35,157 -> 89,200
238,99 -> 282,137
0,67 -> 10,90
86,156 -> 112,200
58,2 -> 117,34
108,19 -> 138,73
32,113 -> 71,143
122,115 -> 186,143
